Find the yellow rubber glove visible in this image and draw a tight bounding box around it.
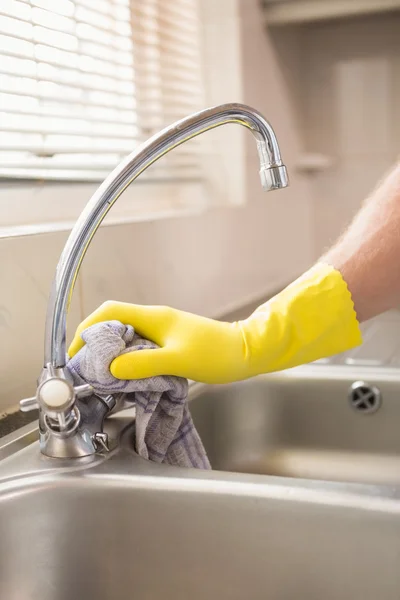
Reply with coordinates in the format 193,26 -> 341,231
68,263 -> 362,384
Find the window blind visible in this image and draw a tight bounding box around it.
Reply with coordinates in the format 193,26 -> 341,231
0,0 -> 204,181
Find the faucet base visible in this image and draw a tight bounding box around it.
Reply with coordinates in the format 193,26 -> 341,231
21,366 -> 117,458
38,392 -> 114,458
39,427 -> 98,458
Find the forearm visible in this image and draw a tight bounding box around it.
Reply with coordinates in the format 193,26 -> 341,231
322,163 -> 400,323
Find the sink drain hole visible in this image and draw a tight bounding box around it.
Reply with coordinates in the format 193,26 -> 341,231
348,381 -> 382,414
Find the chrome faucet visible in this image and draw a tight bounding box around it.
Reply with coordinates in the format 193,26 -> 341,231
19,103 -> 289,458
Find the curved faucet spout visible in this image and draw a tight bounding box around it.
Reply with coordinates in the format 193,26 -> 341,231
45,102 -> 289,369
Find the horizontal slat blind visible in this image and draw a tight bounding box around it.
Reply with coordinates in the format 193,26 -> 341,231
0,0 -> 204,181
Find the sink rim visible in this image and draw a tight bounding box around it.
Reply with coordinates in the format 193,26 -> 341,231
3,366 -> 400,508
1,410 -> 400,518
4,363 -> 400,454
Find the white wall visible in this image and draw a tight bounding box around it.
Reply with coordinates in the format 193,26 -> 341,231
0,0 -> 314,411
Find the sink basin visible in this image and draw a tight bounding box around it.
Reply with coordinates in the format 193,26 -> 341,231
190,366 -> 400,485
1,366 -> 400,599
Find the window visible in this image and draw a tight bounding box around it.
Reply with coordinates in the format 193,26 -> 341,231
0,0 -> 243,236
0,0 -> 204,181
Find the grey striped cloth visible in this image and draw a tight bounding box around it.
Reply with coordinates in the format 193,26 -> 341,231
67,320 -> 210,469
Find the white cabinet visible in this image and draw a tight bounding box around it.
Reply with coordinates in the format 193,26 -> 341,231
263,0 -> 400,25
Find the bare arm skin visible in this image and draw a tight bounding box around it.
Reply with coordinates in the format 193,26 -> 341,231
323,163 -> 400,323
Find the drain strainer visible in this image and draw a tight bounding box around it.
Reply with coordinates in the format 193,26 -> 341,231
348,381 -> 382,414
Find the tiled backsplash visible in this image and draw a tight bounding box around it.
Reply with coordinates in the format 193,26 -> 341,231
299,12 -> 400,253
0,232 -> 82,411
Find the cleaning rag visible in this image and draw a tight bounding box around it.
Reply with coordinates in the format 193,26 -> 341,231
67,320 -> 210,469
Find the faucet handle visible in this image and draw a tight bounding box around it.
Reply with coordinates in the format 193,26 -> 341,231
20,380 -> 93,415
20,396 -> 39,412
92,431 -> 110,452
74,384 -> 93,399
38,378 -> 75,413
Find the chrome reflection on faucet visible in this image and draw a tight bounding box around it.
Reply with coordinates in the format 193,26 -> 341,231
19,103 -> 289,458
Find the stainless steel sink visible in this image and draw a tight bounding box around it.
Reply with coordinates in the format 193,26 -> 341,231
2,367 -> 400,599
190,366 -> 400,485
